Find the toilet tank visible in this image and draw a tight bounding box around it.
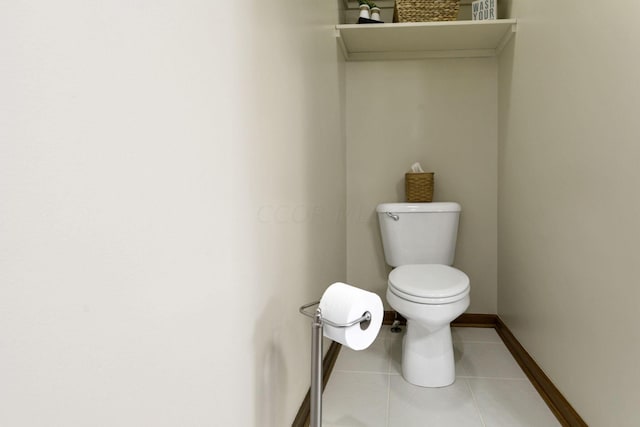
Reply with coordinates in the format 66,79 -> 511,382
376,202 -> 461,267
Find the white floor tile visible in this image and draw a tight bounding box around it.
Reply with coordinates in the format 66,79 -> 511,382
379,325 -> 405,344
453,342 -> 470,377
387,331 -> 403,375
384,326 -> 404,341
333,339 -> 390,374
323,372 -> 389,427
388,376 -> 484,427
457,341 -> 526,379
323,326 -> 562,427
467,378 -> 561,427
452,327 -> 502,343
377,325 -> 392,340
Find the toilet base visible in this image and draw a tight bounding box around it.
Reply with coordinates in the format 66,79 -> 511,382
402,320 -> 455,387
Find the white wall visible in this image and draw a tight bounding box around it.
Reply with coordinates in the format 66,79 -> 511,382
498,0 -> 640,424
346,59 -> 498,313
0,1 -> 345,426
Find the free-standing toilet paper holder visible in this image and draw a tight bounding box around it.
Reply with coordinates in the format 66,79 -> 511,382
299,301 -> 372,427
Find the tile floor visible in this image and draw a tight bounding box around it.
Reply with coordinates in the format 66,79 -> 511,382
322,326 -> 560,427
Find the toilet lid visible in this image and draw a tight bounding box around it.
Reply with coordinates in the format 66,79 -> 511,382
388,264 -> 469,303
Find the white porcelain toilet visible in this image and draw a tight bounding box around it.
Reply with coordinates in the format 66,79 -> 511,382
377,202 -> 470,388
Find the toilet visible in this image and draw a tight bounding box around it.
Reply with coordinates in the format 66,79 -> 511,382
377,202 -> 470,388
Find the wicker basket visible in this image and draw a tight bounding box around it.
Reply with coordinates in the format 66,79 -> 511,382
393,0 -> 460,23
405,172 -> 434,202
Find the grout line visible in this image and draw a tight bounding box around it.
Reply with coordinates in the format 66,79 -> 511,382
332,369 -> 392,375
386,332 -> 393,374
385,369 -> 391,427
458,375 -> 531,381
385,328 -> 392,427
464,377 -> 487,427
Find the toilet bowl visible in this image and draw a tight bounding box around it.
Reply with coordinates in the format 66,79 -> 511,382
376,202 -> 470,388
386,264 -> 469,387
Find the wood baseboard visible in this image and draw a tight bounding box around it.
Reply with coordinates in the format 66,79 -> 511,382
384,310 -> 497,327
383,310 -> 406,325
291,341 -> 342,427
494,317 -> 588,427
452,312 -> 498,327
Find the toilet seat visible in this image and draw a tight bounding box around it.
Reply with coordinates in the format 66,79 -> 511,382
388,264 -> 470,304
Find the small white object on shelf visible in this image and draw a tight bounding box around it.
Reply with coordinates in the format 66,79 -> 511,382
370,7 -> 381,21
359,4 -> 370,19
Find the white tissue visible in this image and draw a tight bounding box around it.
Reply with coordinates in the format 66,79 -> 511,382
410,162 -> 425,173
319,282 -> 383,351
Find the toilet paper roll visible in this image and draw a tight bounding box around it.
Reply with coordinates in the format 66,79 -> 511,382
319,282 -> 383,351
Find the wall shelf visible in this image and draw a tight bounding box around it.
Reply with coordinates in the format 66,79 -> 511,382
336,19 -> 517,61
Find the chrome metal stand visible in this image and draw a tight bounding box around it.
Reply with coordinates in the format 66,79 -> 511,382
299,301 -> 371,427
